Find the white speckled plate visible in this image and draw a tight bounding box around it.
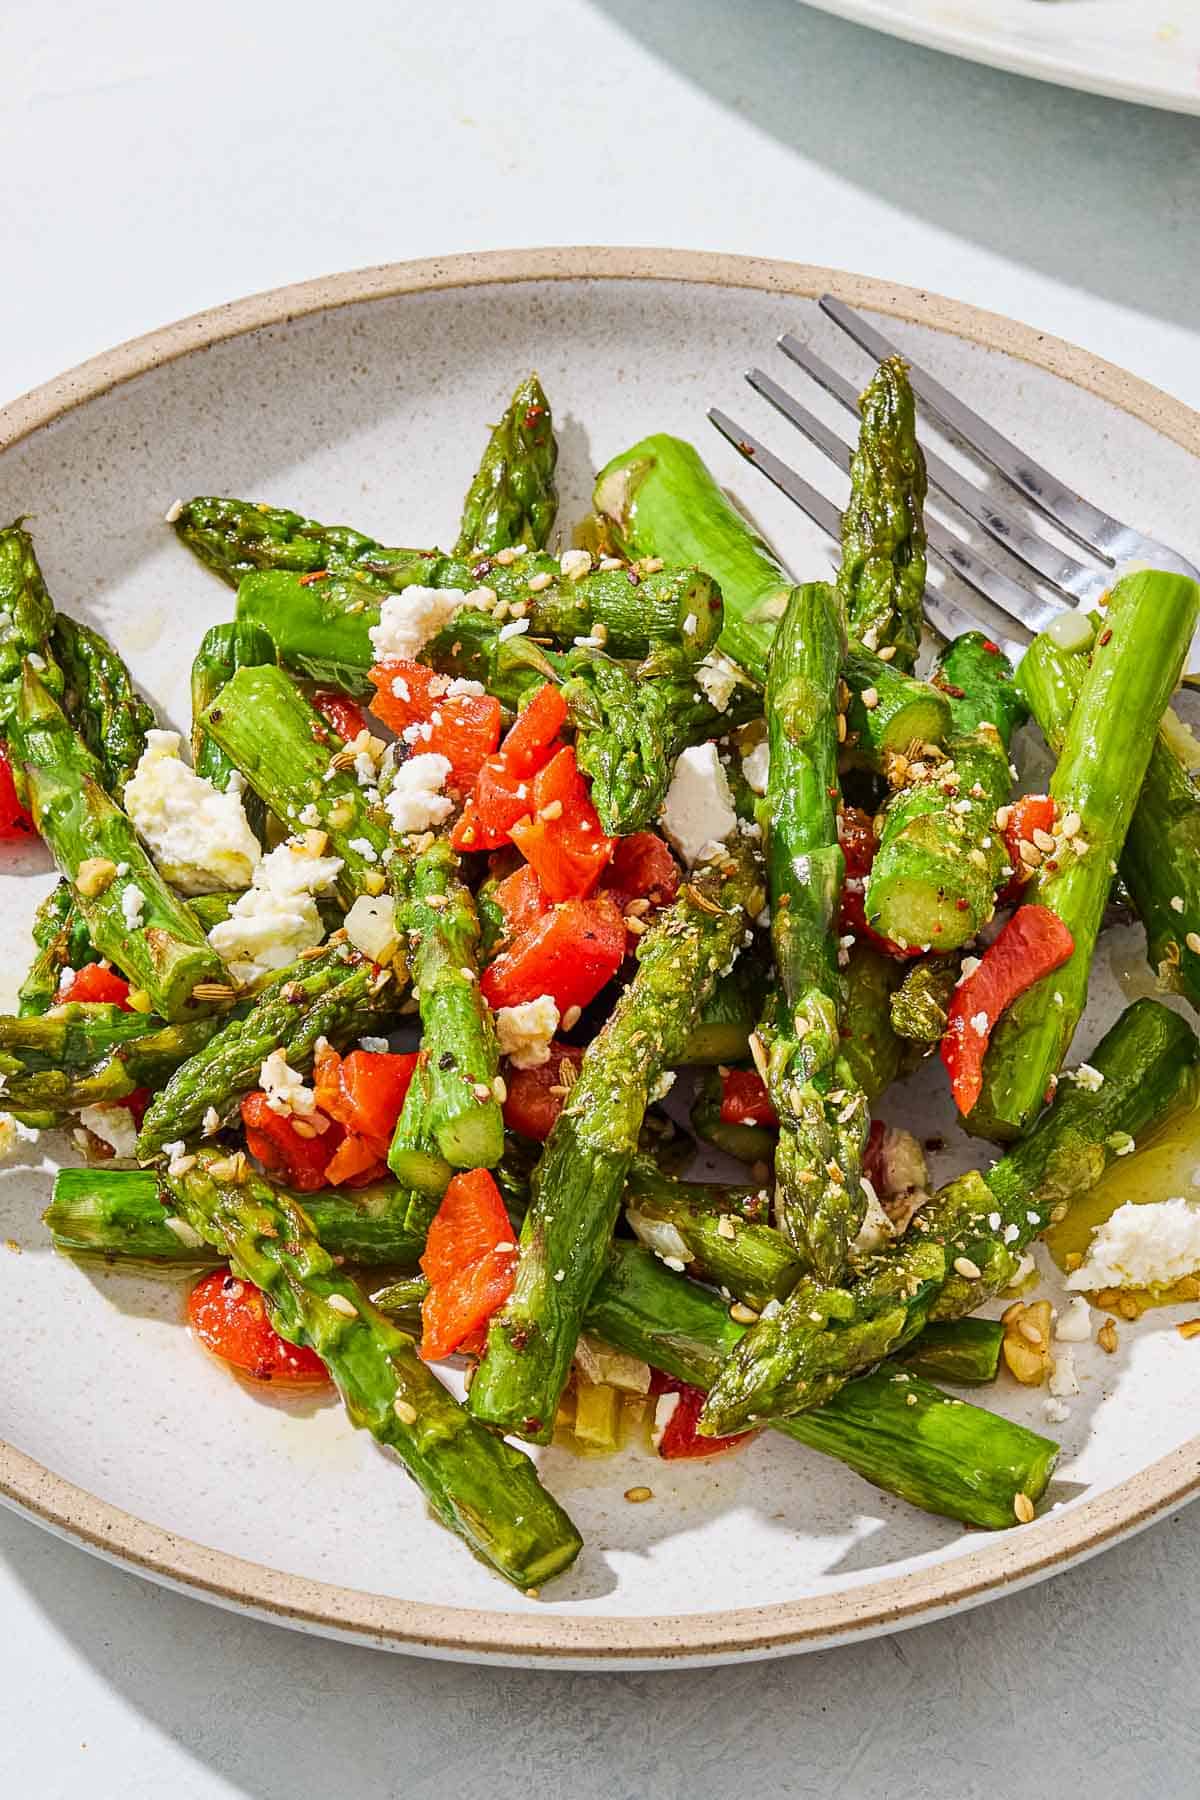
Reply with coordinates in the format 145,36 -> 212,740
800,0 -> 1200,114
1,250 -> 1199,1669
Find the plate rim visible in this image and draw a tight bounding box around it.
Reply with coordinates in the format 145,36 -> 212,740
3,244 -> 1199,1665
793,0 -> 1200,118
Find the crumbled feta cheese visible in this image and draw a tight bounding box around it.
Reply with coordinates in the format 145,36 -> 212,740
368,585 -> 483,662
851,1177 -> 895,1258
260,1048 -> 321,1120
359,1036 -> 390,1055
383,753 -> 453,834
649,1070 -> 676,1103
1054,1296 -> 1092,1342
446,678 -> 486,698
559,549 -> 592,582
1042,1397 -> 1071,1426
1067,1197 -> 1200,1291
343,894 -> 401,965
695,651 -> 744,714
495,995 -> 560,1069
78,1104 -> 139,1159
1067,1062 -> 1104,1092
651,1390 -> 682,1448
498,618 -> 529,641
660,743 -> 737,868
347,836 -> 378,863
626,1211 -> 692,1267
1048,1349 -> 1080,1398
682,612 -> 698,636
208,841 -> 342,986
121,883 -> 145,930
741,739 -> 770,796
969,1010 -> 990,1038
125,730 -> 261,894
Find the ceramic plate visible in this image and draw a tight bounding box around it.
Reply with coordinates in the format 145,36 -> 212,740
800,0 -> 1200,114
2,249 -> 1199,1669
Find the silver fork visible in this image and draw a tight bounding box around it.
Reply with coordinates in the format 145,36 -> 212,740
709,294 -> 1200,659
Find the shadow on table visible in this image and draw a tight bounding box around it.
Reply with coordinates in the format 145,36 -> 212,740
4,1495 -> 1200,1800
586,0 -> 1200,335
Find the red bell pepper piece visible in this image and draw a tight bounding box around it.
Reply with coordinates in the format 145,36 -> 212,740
480,892 -> 626,1013
650,1371 -> 756,1460
419,1168 -> 517,1360
498,682 -> 567,778
473,756 -> 536,838
60,962 -> 132,1009
368,657 -> 501,788
491,864 -> 550,949
0,749 -> 34,839
998,793 -> 1057,904
602,831 -> 680,909
719,1068 -> 779,1128
510,745 -> 614,900
187,1270 -> 330,1385
501,1043 -> 585,1141
451,797 -> 509,854
241,1090 -> 339,1192
312,1042 -> 417,1185
839,806 -> 923,960
312,691 -> 368,743
941,904 -> 1075,1115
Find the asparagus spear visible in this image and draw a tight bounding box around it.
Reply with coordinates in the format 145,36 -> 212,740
201,664 -> 390,903
455,374 -> 558,556
971,570 -> 1200,1139
172,496 -> 432,590
890,955 -> 960,1045
841,642 -> 951,769
1017,625 -> 1200,1015
690,1065 -> 776,1166
9,667 -> 227,1021
386,837 -> 504,1190
137,939 -> 401,1158
17,881 -> 92,1015
51,613 -> 156,799
469,839 -> 764,1443
46,1166 -> 429,1268
894,1317 -> 1003,1386
840,942 -> 911,1100
699,997 -> 1198,1435
864,633 -> 1026,953
2,1010 -> 222,1125
756,580 -> 868,1281
837,358 -> 927,673
163,1150 -> 582,1588
678,956 -> 770,1066
623,1160 -> 802,1310
0,520 -> 62,730
190,621 -> 277,842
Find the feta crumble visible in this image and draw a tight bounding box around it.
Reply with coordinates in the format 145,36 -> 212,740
1054,1296 -> 1092,1342
208,840 -> 343,986
259,1049 -> 321,1121
494,995 -> 560,1069
368,585 -> 483,663
1068,1197 -> 1200,1292
1048,1349 -> 1080,1398
741,739 -> 770,796
660,743 -> 737,868
1066,1062 -> 1104,1092
125,730 -> 261,894
359,1035 -> 390,1055
121,883 -> 145,930
383,753 -> 453,834
78,1103 -> 139,1160
559,549 -> 592,582
695,651 -> 744,714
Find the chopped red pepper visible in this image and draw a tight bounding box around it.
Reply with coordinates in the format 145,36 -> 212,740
368,657 -> 502,788
602,831 -> 680,910
419,1168 -> 517,1361
490,863 -> 550,950
60,961 -> 132,1009
510,745 -> 614,900
124,1087 -> 152,1129
941,904 -> 1075,1114
473,755 -> 536,839
838,807 -> 923,960
312,691 -> 368,743
501,1042 -> 585,1141
498,682 -> 567,777
649,1371 -> 756,1460
188,1270 -> 330,1385
451,796 -> 509,854
719,1068 -> 779,1128
480,892 -> 626,1013
999,793 -> 1057,904
0,749 -> 34,839
241,1090 -> 339,1192
312,1042 -> 417,1186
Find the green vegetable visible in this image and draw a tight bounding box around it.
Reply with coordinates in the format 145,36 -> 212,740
894,1317 -> 1004,1385
52,613 -> 156,799
9,666 -> 226,1021
137,940 -> 402,1158
840,943 -> 911,1101
865,633 -> 1025,953
757,581 -> 868,1282
0,520 -> 61,733
890,956 -> 960,1045
469,840 -> 765,1443
623,1159 -> 801,1310
679,956 -> 770,1066
190,621 -> 277,841
690,1065 -> 776,1166
837,357 -> 927,673
1017,625 -> 1200,1016
0,1006 -> 222,1124
972,570 -> 1200,1139
17,881 -> 93,1016
164,1151 -> 582,1589
841,642 -> 951,769
699,997 -> 1198,1435
201,664 -> 390,904
456,374 -> 558,556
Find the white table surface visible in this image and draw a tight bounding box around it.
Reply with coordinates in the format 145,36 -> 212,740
3,1 -> 1199,1792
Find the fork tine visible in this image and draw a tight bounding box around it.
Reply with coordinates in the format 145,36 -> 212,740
923,590 -> 1026,665
775,336 -> 1106,605
731,382 -> 1063,635
819,295 -> 1135,562
707,409 -> 843,544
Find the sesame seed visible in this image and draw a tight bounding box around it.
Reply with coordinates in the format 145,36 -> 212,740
1059,810 -> 1081,838
1170,895 -> 1185,914
561,1005 -> 582,1030
953,1256 -> 982,1280
624,1486 -> 653,1503
729,1301 -> 759,1324
1013,1493 -> 1035,1524
393,1397 -> 418,1423
326,1293 -> 357,1317
1187,932 -> 1200,955
1032,828 -> 1056,853
877,645 -> 896,662
860,686 -> 879,710
527,571 -> 553,592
